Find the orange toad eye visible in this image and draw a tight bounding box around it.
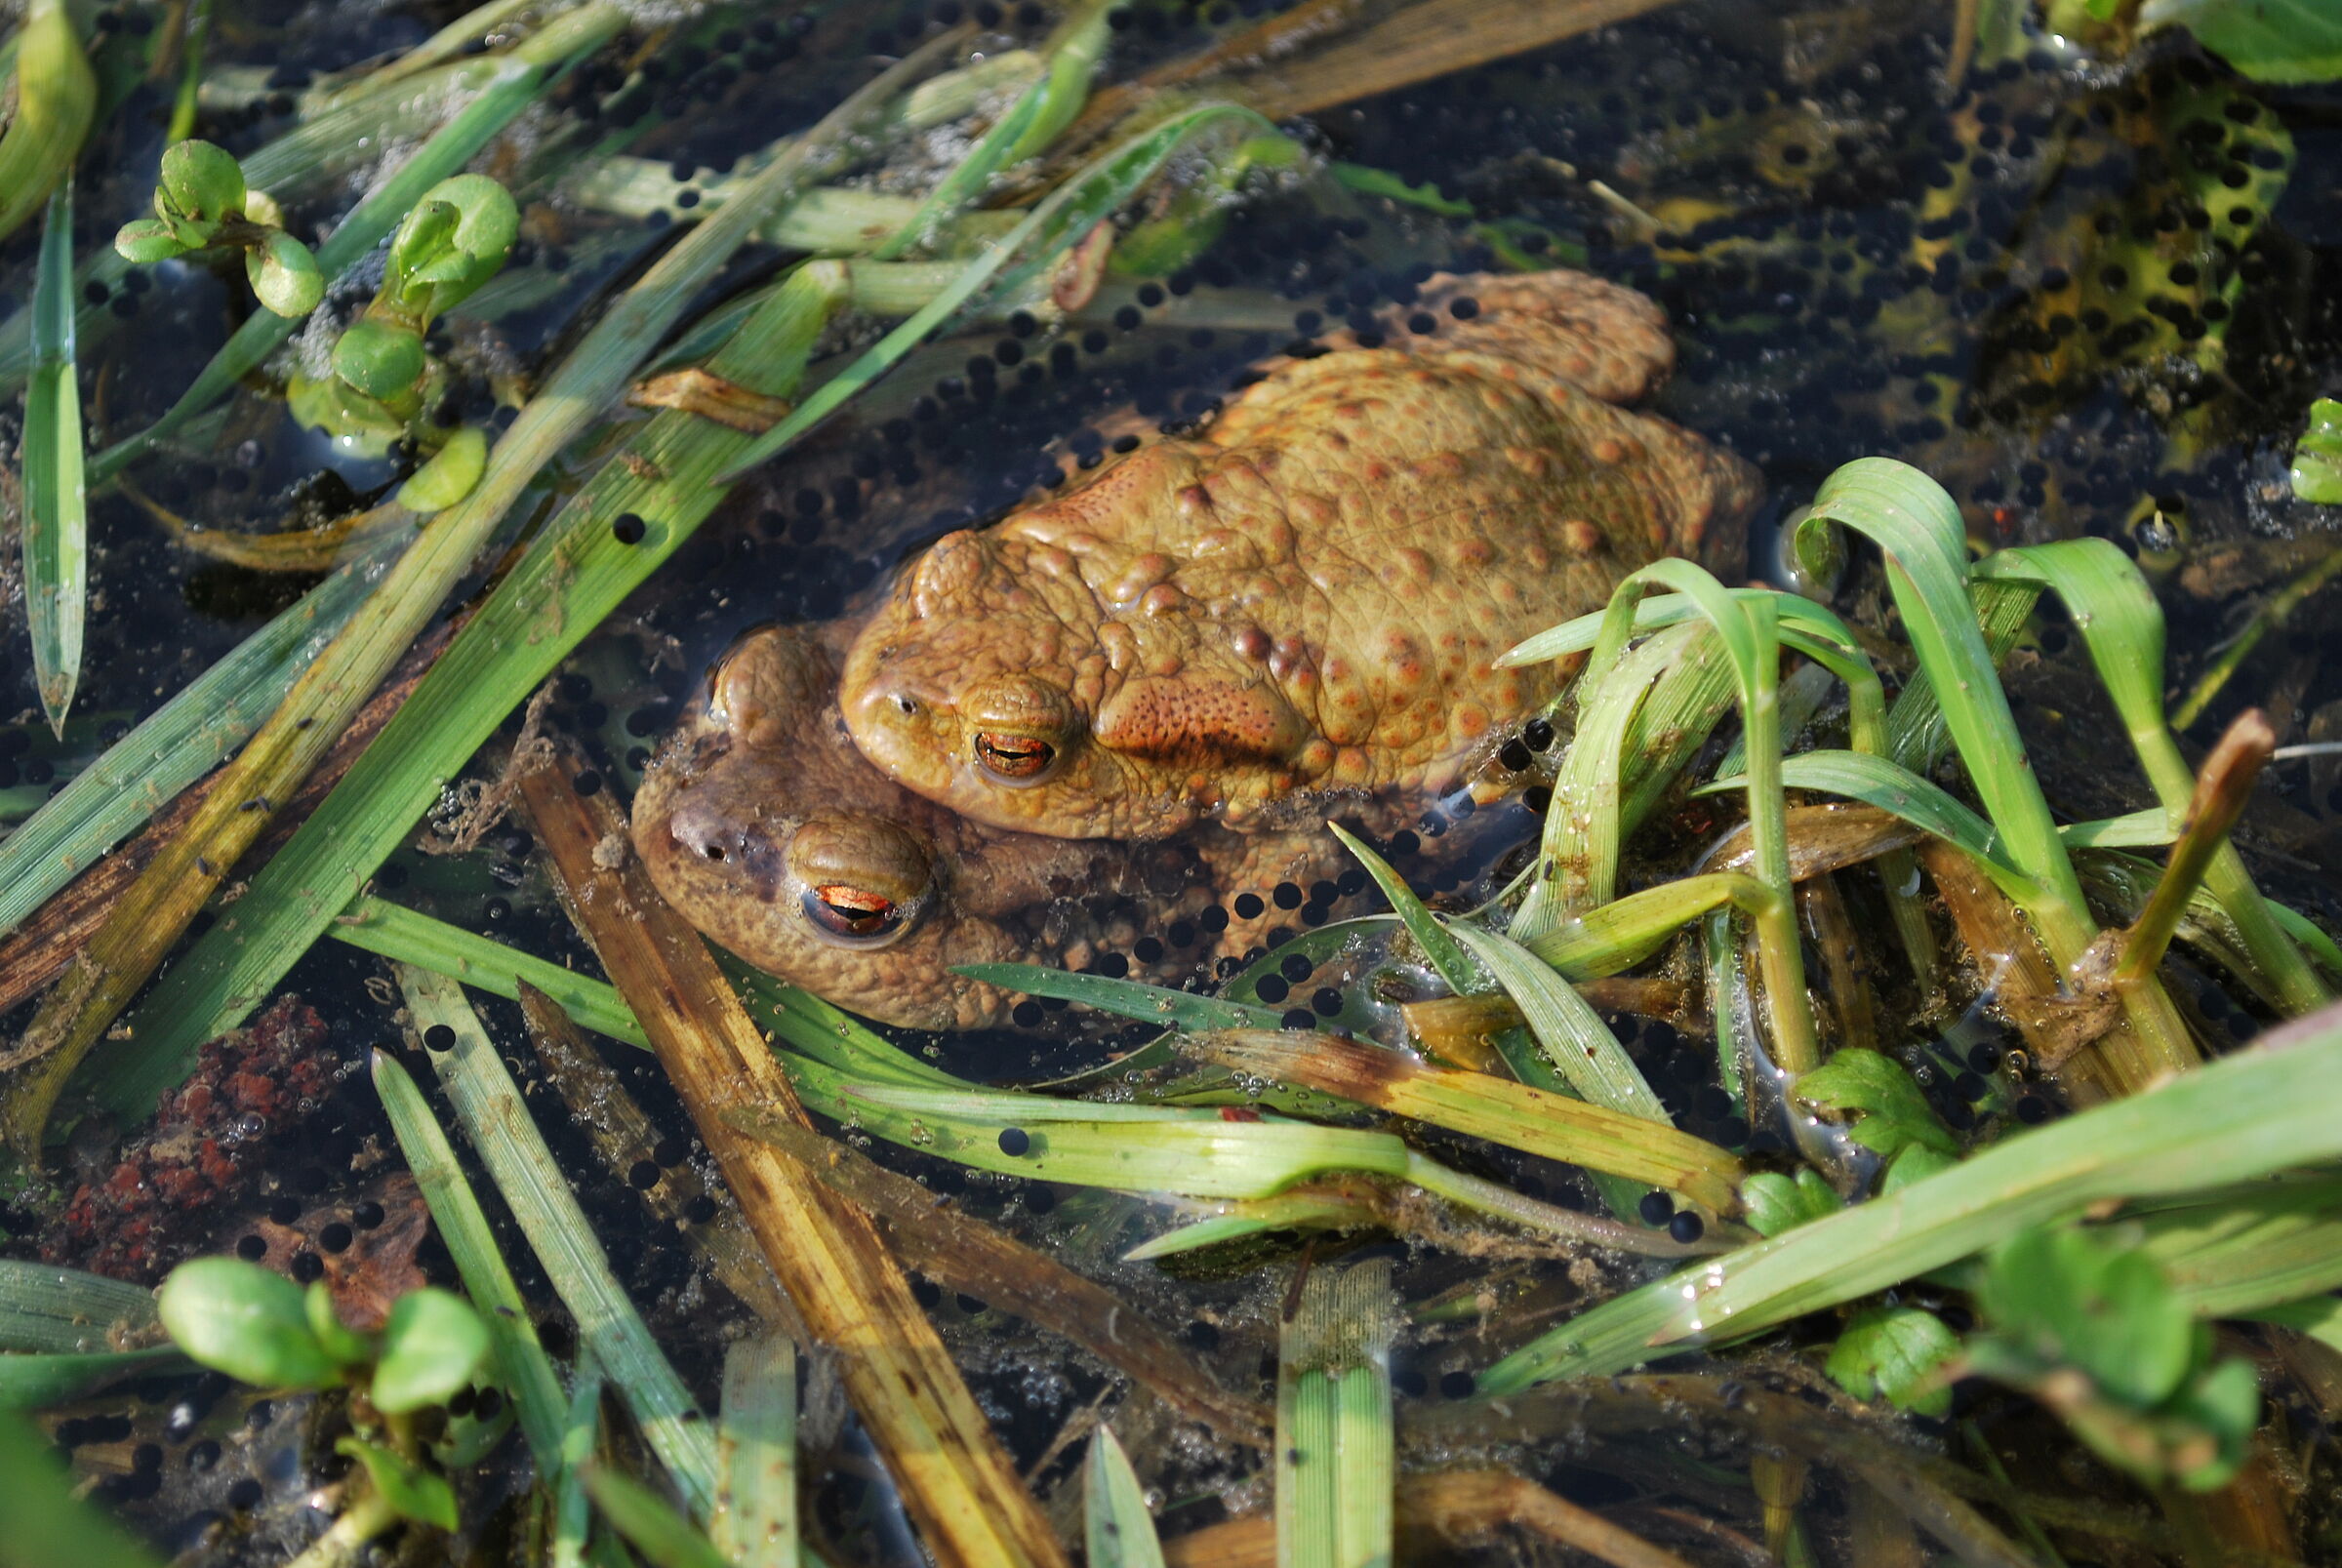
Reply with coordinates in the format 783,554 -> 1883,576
802,884 -> 904,942
974,731 -> 1055,782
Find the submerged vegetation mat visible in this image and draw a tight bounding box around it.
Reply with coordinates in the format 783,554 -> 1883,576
4,0 -> 2342,1564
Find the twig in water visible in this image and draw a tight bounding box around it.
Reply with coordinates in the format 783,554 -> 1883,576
2109,708 -> 2278,991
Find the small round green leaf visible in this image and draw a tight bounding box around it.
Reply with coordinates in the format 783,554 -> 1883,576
246,229 -> 323,317
304,1281 -> 375,1367
332,317 -> 426,401
157,1258 -> 339,1390
370,1288 -> 490,1415
396,425 -> 488,512
114,218 -> 185,263
158,140 -> 246,222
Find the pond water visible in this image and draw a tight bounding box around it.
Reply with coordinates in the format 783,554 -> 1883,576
3,0 -> 2340,1562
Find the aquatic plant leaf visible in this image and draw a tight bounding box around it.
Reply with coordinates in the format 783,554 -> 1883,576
1794,1049 -> 1958,1160
1713,749 -> 2023,892
303,1281 -> 373,1367
1981,1228 -> 2194,1407
156,1258 -> 339,1391
2291,398 -> 2342,504
371,1052 -> 570,1468
1525,872 -> 1764,979
1330,161 -> 1473,216
336,1436 -> 459,1531
397,425 -> 488,512
0,1413 -> 165,1568
1444,921 -> 1670,1127
1086,1426 -> 1166,1568
246,227 -> 325,316
584,1466 -> 732,1568
711,1335 -> 796,1568
0,0 -> 94,246
1277,1259 -> 1394,1568
398,966 -> 716,1518
372,1287 -> 491,1415
2141,0 -> 2342,83
1740,1168 -> 1840,1238
111,218 -> 183,262
0,1260 -> 158,1353
157,140 -> 246,223
952,962 -> 1285,1030
21,182 -> 85,736
1327,824 -> 1478,991
1825,1306 -> 1957,1417
1477,1007 -> 2342,1390
0,1347 -> 186,1410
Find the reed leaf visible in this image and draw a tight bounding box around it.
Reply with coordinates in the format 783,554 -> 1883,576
0,1258 -> 155,1351
331,895 -> 649,1049
953,963 -> 1286,1031
1707,751 -> 2025,890
583,1467 -> 731,1568
1086,1426 -> 1165,1568
712,1334 -> 797,1568
1791,459 -> 2194,1090
1524,872 -> 1770,978
1976,540 -> 2324,1013
2126,1178 -> 2342,1319
370,1049 -> 570,1468
396,965 -> 717,1519
551,1369 -> 600,1568
1479,1004 -> 2342,1392
21,182 -> 86,736
1276,1259 -> 1394,1568
1327,823 -> 1478,991
1443,923 -> 1669,1126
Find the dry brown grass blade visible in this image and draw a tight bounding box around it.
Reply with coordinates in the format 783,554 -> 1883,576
733,1108 -> 1271,1445
0,615 -> 459,1018
1696,803 -> 1922,880
1797,874 -> 1880,1055
513,980 -> 805,1341
1039,0 -> 1678,181
121,478 -> 415,571
514,755 -> 1070,1568
2112,707 -> 2277,988
1400,978 -> 1686,1072
1162,1470 -> 1698,1568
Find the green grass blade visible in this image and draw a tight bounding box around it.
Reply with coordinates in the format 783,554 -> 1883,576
396,965 -> 716,1520
1328,823 -> 1479,992
2271,903 -> 2342,979
1276,1260 -> 1393,1568
0,1347 -> 187,1410
0,549 -> 382,939
551,1368 -> 600,1568
22,181 -> 85,736
2129,1178 -> 2342,1319
1085,1427 -> 1165,1568
1977,539 -> 2325,1014
584,1467 -> 732,1568
952,962 -> 1285,1030
1445,922 -> 1668,1125
2059,810 -> 2176,849
89,5 -> 626,479
1479,1004 -> 2342,1391
715,101 -> 1277,483
0,1259 -> 157,1351
1524,872 -> 1766,978
1707,750 -> 2026,890
0,1413 -> 162,1568
1794,459 -> 2193,1088
332,895 -> 649,1048
713,1333 -> 796,1568
370,1048 -> 569,1468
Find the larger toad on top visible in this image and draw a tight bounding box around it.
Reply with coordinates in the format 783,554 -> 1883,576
840,269 -> 1761,841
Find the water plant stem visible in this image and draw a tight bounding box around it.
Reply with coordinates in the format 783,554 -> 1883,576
2113,708 -> 2275,988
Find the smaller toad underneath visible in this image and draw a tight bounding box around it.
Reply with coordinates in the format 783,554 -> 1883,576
633,623 -> 1347,1030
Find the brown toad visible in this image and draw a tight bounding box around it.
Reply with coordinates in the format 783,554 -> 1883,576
632,623 -> 1353,1029
840,268 -> 1759,840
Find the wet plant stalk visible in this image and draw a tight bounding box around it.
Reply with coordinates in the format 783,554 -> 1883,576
4,41 -> 945,1150
517,758 -> 1069,1568
0,0 -> 95,245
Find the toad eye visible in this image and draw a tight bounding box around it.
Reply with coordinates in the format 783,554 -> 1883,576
894,693 -> 918,715
974,731 -> 1056,783
801,884 -> 908,945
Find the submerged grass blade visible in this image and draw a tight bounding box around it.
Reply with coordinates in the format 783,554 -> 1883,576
1710,751 -> 2026,891
396,964 -> 717,1520
0,1259 -> 156,1351
715,100 -> 1277,483
0,1347 -> 186,1410
1086,1426 -> 1165,1568
332,895 -> 649,1048
712,1334 -> 797,1568
1480,1002 -> 2342,1392
1276,1259 -> 1394,1568
1444,923 -> 1669,1125
22,181 -> 86,736
583,1467 -> 731,1568
953,962 -> 1285,1030
370,1050 -> 569,1467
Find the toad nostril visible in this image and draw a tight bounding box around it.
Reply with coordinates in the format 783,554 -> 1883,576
702,843 -> 726,862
